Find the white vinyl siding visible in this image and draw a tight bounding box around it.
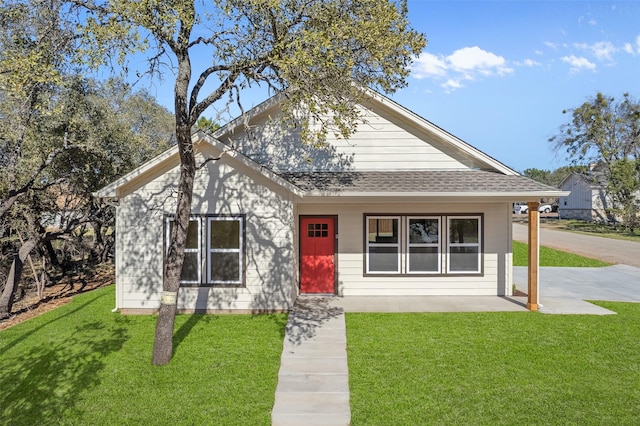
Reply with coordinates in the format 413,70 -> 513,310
115,148 -> 296,313
226,103 -> 471,172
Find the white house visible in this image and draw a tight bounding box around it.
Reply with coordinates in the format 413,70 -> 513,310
559,169 -> 640,223
95,90 -> 565,314
558,172 -> 612,221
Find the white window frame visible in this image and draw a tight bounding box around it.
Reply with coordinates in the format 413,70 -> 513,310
166,216 -> 201,285
366,216 -> 401,274
446,216 -> 482,274
207,216 -> 244,285
406,216 -> 441,274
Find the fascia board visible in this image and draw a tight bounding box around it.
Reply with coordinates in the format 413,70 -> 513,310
94,132 -> 304,199
299,190 -> 570,199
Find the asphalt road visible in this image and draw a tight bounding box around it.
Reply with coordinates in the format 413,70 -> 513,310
512,223 -> 640,267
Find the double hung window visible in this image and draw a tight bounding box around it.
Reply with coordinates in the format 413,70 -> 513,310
447,217 -> 481,273
166,215 -> 244,286
407,217 -> 441,273
366,216 -> 400,273
365,214 -> 482,275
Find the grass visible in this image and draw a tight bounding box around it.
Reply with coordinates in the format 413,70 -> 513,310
559,220 -> 640,242
347,303 -> 640,425
513,241 -> 611,267
0,285 -> 286,426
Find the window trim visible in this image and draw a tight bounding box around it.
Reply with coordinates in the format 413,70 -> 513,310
365,215 -> 401,274
165,214 -> 246,287
207,216 -> 244,285
406,216 -> 442,274
363,213 -> 483,277
165,216 -> 202,285
446,215 -> 482,274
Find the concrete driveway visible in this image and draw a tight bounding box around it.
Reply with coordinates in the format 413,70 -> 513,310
512,223 -> 640,267
512,222 -> 640,314
513,264 -> 640,315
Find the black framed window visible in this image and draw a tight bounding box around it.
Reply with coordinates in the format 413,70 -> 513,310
364,214 -> 482,276
166,215 -> 245,286
366,216 -> 400,273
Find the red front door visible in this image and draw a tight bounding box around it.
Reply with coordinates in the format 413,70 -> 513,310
300,217 -> 335,294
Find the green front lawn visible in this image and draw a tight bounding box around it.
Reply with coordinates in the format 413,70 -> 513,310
513,241 -> 611,267
0,286 -> 286,426
347,305 -> 640,425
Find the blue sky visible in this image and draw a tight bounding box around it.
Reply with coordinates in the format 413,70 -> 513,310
142,1 -> 640,173
394,1 -> 640,172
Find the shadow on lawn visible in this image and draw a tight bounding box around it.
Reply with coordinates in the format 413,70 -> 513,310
0,309 -> 128,423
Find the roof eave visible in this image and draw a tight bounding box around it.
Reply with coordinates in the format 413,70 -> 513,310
300,190 -> 569,199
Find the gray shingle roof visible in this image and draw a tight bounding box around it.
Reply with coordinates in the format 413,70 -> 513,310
278,170 -> 560,196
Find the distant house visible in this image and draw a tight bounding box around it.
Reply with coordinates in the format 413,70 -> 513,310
558,172 -> 612,221
559,165 -> 640,222
95,89 -> 565,314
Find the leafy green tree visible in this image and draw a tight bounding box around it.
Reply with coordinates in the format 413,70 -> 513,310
607,159 -> 640,229
0,74 -> 175,317
73,0 -> 425,364
523,166 -> 588,188
550,92 -> 640,226
194,116 -> 220,134
523,168 -> 552,186
0,0 -> 76,316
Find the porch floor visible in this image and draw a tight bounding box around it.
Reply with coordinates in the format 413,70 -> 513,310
332,295 -> 529,313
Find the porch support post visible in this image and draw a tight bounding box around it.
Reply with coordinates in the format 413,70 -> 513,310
527,201 -> 540,311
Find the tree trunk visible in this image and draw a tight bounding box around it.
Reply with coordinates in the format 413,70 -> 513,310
90,220 -> 105,263
42,239 -> 60,269
0,237 -> 39,318
152,43 -> 196,363
151,128 -> 196,364
152,5 -> 199,365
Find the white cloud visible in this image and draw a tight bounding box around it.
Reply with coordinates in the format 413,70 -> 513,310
544,41 -> 558,50
574,41 -> 616,62
411,46 -> 513,92
578,16 -> 597,26
521,58 -> 541,67
592,41 -> 616,61
411,52 -> 448,79
631,34 -> 640,55
561,55 -> 596,73
442,79 -> 463,92
448,46 -> 513,76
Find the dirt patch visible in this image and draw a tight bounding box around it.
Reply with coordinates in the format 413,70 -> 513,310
0,263 -> 114,331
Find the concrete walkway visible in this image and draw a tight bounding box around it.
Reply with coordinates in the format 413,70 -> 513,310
271,296 -> 350,426
271,263 -> 640,425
